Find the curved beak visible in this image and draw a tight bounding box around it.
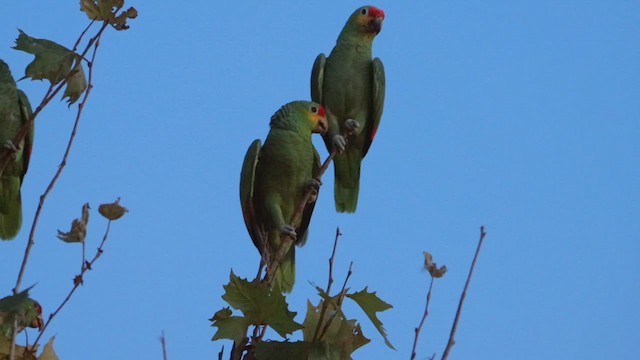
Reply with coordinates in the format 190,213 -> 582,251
314,116 -> 329,134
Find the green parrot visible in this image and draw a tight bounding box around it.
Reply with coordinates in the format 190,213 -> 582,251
240,101 -> 328,293
0,289 -> 43,338
311,5 -> 386,213
0,60 -> 34,240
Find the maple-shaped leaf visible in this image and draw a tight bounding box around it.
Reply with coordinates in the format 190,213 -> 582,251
222,271 -> 302,338
13,30 -> 87,104
13,30 -> 74,85
346,288 -> 394,350
80,0 -> 137,30
254,341 -> 341,360
38,336 -> 59,360
301,300 -> 370,358
211,316 -> 250,344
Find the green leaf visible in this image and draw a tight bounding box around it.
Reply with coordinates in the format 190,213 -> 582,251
13,30 -> 75,85
346,288 -> 394,350
62,57 -> 87,105
222,271 -> 302,338
301,300 -> 370,358
38,336 -> 59,360
254,341 -> 341,360
211,316 -> 250,344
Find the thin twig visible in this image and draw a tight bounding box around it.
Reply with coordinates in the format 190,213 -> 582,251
31,219 -> 113,348
411,277 -> 435,360
159,331 -> 168,360
13,21 -> 108,296
217,346 -> 224,360
265,146 -> 339,286
318,261 -> 353,341
441,226 -> 487,360
312,228 -> 342,341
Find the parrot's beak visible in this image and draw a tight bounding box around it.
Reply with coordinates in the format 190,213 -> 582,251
368,17 -> 383,35
30,315 -> 44,331
314,117 -> 329,134
366,7 -> 384,35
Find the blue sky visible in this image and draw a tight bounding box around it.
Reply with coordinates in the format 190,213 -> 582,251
1,1 -> 639,359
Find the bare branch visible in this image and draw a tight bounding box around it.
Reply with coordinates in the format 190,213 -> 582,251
159,331 -> 168,360
441,226 -> 487,360
31,218 -> 115,349
318,261 -> 353,341
13,21 -> 109,295
265,147 -> 339,287
411,277 -> 435,360
312,228 -> 342,341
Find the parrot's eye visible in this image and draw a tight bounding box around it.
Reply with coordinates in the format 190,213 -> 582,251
310,106 -> 318,113
360,8 -> 368,15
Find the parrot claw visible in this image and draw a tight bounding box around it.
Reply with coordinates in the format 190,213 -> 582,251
279,224 -> 297,240
332,134 -> 347,153
344,119 -> 360,134
4,140 -> 19,159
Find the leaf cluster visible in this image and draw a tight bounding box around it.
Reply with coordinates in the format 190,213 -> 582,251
211,272 -> 393,359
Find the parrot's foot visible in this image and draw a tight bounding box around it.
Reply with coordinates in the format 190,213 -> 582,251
279,224 -> 297,240
306,178 -> 322,203
344,119 -> 360,134
332,134 -> 347,153
3,140 -> 19,159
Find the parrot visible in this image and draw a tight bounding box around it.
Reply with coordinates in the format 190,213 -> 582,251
240,100 -> 328,293
311,5 -> 386,213
0,60 -> 34,240
0,289 -> 43,338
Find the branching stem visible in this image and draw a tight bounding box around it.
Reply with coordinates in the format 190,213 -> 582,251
12,20 -> 109,296
31,219 -> 114,349
312,228 -> 342,341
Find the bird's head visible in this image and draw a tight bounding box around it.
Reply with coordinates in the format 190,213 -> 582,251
307,103 -> 328,134
350,5 -> 385,37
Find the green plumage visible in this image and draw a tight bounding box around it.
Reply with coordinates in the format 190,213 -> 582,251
240,101 -> 327,293
311,6 -> 386,213
0,288 -> 43,338
0,60 -> 34,240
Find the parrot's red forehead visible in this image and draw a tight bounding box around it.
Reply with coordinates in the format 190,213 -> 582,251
317,105 -> 326,118
368,6 -> 385,19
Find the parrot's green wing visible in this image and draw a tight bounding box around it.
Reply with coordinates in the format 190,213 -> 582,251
17,89 -> 33,180
363,57 -> 385,158
296,147 -> 321,247
239,139 -> 264,251
310,54 -> 326,105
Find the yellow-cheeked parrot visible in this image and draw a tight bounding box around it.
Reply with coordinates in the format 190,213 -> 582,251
311,5 -> 385,213
0,60 -> 33,240
240,101 -> 328,293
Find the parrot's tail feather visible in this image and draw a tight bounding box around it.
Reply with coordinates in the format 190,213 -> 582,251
0,177 -> 23,240
333,150 -> 361,213
275,249 -> 295,293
